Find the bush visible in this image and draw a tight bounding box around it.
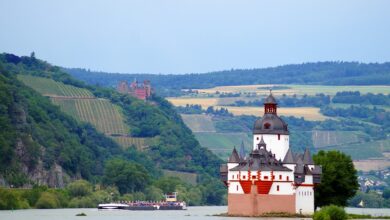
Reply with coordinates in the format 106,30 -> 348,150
0,189 -> 30,210
68,196 -> 95,208
66,180 -> 92,197
35,192 -> 60,209
313,205 -> 347,220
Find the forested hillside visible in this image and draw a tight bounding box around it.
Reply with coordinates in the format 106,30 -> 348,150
0,53 -> 225,206
66,62 -> 390,96
0,62 -> 122,187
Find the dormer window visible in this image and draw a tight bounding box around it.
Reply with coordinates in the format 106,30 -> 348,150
264,123 -> 271,129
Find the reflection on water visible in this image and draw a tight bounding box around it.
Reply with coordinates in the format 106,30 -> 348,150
0,206 -> 389,220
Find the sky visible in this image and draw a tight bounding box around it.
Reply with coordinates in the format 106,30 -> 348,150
1,0 -> 390,74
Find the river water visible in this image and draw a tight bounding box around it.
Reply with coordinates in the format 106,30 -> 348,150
0,206 -> 389,220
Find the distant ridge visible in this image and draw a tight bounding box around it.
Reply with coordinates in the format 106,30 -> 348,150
65,61 -> 390,96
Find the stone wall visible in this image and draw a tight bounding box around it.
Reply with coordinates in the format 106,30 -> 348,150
228,185 -> 295,216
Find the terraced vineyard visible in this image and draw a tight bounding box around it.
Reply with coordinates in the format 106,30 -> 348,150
51,98 -> 129,134
17,75 -> 153,149
18,75 -> 93,97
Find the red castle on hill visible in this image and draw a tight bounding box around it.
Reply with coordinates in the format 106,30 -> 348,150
117,79 -> 152,100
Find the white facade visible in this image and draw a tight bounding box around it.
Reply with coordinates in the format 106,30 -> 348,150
295,186 -> 315,214
253,134 -> 289,160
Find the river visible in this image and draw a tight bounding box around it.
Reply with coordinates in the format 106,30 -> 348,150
0,206 -> 389,220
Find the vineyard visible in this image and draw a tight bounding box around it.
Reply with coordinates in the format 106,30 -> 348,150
18,75 -> 93,97
51,98 -> 129,135
18,75 -> 153,149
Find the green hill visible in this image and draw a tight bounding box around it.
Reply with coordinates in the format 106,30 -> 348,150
66,62 -> 390,96
17,74 -> 151,149
0,64 -> 122,187
0,53 -> 222,181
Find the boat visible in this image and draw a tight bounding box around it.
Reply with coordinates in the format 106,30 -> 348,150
97,192 -> 187,211
98,203 -> 129,210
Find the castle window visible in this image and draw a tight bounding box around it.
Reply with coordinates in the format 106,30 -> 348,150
278,134 -> 280,140
243,175 -> 246,179
252,175 -> 256,180
277,185 -> 280,191
257,137 -> 259,140
264,176 -> 269,180
279,175 -> 282,180
264,123 -> 271,129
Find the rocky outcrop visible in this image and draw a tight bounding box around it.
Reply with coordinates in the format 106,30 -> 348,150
14,138 -> 71,188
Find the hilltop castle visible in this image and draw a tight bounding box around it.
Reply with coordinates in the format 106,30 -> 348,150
117,80 -> 152,100
220,93 -> 322,216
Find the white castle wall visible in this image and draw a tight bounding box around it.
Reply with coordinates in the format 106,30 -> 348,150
253,134 -> 289,160
295,186 -> 314,214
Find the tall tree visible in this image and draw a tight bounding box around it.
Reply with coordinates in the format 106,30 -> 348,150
313,150 -> 359,207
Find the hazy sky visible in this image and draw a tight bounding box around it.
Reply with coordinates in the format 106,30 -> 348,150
1,0 -> 390,74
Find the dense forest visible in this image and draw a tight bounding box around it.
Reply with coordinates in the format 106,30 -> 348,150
66,62 -> 390,96
0,53 -> 225,206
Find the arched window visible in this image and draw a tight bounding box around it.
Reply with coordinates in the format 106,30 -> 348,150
287,176 -> 289,181
277,185 -> 280,191
236,185 -> 239,191
279,175 -> 282,180
278,134 -> 280,140
264,123 -> 271,129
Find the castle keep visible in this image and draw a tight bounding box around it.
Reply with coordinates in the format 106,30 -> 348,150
220,93 -> 322,216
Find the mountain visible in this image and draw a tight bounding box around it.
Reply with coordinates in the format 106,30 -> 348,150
0,53 -> 222,188
65,62 -> 390,96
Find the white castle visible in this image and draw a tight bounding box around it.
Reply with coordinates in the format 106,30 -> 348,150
220,93 -> 322,216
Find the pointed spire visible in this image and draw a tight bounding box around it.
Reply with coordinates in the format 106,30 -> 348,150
239,140 -> 246,159
228,147 -> 240,163
283,148 -> 295,164
303,148 -> 314,165
258,136 -> 266,149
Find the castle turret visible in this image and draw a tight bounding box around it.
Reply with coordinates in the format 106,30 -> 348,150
253,92 -> 289,160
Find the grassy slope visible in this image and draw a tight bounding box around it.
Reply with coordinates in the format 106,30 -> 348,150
195,132 -> 252,159
180,114 -> 216,132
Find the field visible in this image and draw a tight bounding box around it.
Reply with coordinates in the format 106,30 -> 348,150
195,132 -> 252,159
180,114 -> 216,132
162,170 -> 197,185
322,139 -> 390,160
217,106 -> 327,121
168,98 -> 327,121
197,84 -> 390,96
312,130 -> 365,148
354,160 -> 390,172
167,97 -> 219,108
18,75 -> 154,149
18,75 -> 93,97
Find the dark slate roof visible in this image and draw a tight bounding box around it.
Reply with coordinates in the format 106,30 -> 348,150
302,148 -> 314,165
239,140 -> 246,159
253,114 -> 289,135
264,93 -> 277,104
220,164 -> 228,173
312,165 -> 322,175
295,153 -> 303,165
228,147 -> 240,163
294,164 -> 304,174
283,149 -> 295,164
229,142 -> 291,172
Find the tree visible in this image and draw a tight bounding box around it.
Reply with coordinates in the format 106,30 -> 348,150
102,159 -> 150,194
313,150 -> 359,208
66,180 -> 92,197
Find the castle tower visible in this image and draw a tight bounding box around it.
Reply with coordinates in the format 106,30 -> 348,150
253,92 -> 289,160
